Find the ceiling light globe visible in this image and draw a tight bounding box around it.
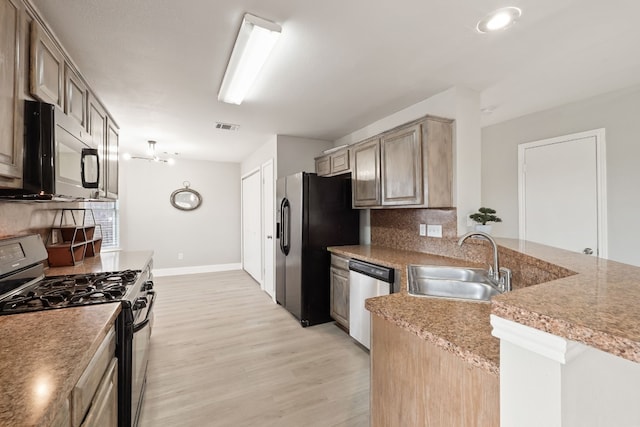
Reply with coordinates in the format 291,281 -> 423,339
476,7 -> 522,33
486,12 -> 512,30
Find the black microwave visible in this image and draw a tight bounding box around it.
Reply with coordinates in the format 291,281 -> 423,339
1,100 -> 100,199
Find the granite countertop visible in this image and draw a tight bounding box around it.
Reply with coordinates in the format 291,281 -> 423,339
331,241 -> 640,373
491,238 -> 640,365
0,304 -> 121,426
329,245 -> 498,375
0,250 -> 153,426
46,250 -> 153,276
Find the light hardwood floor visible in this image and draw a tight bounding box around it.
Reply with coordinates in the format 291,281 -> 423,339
138,270 -> 370,427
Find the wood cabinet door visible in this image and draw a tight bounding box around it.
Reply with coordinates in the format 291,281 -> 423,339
381,124 -> 423,206
0,0 -> 23,182
88,95 -> 107,196
315,155 -> 330,176
30,20 -> 64,107
352,138 -> 381,207
106,119 -> 119,199
331,150 -> 350,174
330,267 -> 349,329
65,64 -> 87,128
80,358 -> 118,427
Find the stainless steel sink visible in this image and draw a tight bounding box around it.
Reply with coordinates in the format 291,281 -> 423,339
407,265 -> 503,302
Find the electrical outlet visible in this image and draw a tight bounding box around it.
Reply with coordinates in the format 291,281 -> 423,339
427,224 -> 443,238
419,224 -> 427,236
178,252 -> 184,260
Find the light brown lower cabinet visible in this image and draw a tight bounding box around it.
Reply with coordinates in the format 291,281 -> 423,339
330,254 -> 350,330
72,327 -> 117,427
370,315 -> 499,427
51,398 -> 71,427
80,357 -> 118,427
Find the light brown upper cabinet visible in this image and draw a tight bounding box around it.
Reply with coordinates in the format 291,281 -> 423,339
352,138 -> 381,207
88,93 -> 107,196
315,156 -> 331,176
0,0 -> 24,184
381,124 -> 423,206
106,118 -> 119,199
64,64 -> 88,128
315,147 -> 350,177
351,116 -> 453,209
30,20 -> 64,108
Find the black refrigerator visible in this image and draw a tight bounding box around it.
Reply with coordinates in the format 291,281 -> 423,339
276,172 -> 359,327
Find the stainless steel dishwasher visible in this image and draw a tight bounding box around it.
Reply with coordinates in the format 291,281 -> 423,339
348,259 -> 395,350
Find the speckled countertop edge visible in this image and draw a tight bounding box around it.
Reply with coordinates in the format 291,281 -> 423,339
0,304 -> 121,427
329,245 -> 498,375
490,240 -> 640,365
366,293 -> 499,376
331,241 -> 640,370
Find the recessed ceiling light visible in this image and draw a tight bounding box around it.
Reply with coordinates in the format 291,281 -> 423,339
477,7 -> 522,33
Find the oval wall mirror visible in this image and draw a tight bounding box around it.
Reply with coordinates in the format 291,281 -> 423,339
170,182 -> 202,211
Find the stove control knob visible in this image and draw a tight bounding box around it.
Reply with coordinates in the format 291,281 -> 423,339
142,281 -> 154,291
133,297 -> 148,310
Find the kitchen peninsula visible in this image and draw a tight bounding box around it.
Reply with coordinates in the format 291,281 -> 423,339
330,237 -> 640,427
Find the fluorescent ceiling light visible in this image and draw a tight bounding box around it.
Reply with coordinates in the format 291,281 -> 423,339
218,13 -> 282,105
477,7 -> 522,33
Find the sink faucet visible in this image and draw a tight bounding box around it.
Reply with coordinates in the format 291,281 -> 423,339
458,231 -> 512,292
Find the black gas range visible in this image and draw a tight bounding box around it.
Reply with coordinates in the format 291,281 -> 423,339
0,234 -> 155,427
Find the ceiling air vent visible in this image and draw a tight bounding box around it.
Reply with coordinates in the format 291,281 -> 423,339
215,122 -> 240,131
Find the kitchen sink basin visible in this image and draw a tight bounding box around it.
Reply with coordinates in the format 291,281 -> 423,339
407,265 -> 503,302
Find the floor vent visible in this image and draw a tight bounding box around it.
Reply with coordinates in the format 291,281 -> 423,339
215,122 -> 240,131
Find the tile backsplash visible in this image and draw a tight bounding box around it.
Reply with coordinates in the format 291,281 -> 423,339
370,208 -> 574,289
0,201 -> 83,241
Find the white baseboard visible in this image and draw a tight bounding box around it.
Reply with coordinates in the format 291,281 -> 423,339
153,263 -> 242,277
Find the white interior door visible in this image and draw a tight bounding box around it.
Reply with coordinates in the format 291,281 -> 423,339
518,129 -> 607,257
242,170 -> 262,283
261,160 -> 275,299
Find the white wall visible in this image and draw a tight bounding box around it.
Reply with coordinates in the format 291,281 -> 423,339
334,86 -> 482,235
119,158 -> 241,270
482,85 -> 640,266
276,135 -> 333,178
241,137 -> 276,176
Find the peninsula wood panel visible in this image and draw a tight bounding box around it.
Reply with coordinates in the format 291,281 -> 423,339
370,314 -> 499,426
0,0 -> 23,183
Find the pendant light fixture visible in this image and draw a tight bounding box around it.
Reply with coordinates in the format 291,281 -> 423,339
218,13 -> 282,105
123,140 -> 175,164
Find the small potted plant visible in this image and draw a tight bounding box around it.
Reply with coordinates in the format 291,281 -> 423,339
469,207 -> 502,233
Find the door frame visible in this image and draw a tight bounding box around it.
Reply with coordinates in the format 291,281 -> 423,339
261,159 -> 275,300
517,128 -> 608,258
241,167 -> 262,283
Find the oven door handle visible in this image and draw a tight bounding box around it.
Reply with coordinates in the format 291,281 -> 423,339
133,290 -> 156,333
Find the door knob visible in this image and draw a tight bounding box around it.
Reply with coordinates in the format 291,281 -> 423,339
266,235 -> 273,239
583,248 -> 594,255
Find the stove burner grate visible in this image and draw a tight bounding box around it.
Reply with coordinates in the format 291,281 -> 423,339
0,270 -> 141,315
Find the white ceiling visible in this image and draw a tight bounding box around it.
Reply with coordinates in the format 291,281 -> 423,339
31,0 -> 640,162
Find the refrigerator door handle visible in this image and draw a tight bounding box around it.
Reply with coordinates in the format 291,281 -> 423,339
281,198 -> 290,255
